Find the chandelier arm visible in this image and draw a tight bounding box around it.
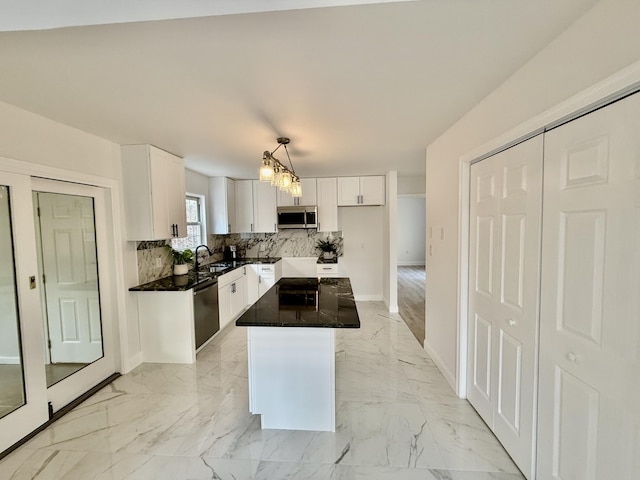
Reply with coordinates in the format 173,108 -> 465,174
284,145 -> 296,175
271,143 -> 284,156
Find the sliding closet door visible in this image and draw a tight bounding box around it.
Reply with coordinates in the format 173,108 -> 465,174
468,135 -> 542,479
537,93 -> 640,479
0,172 -> 48,454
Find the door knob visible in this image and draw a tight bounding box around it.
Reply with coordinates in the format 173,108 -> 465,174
508,319 -> 516,326
566,352 -> 577,362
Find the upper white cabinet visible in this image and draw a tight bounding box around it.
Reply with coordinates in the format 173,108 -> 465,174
253,180 -> 277,233
277,178 -> 317,206
337,175 -> 385,206
316,177 -> 338,232
235,180 -> 254,233
235,180 -> 277,233
122,144 -> 187,241
208,177 -> 236,234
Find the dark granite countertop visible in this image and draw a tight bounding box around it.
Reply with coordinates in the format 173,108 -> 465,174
316,255 -> 338,264
236,277 -> 360,328
129,257 -> 282,292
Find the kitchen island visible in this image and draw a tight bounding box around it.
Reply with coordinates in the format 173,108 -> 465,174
236,277 -> 360,432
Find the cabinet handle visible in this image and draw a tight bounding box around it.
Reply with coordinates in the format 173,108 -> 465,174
175,224 -> 179,237
251,223 -> 254,232
259,275 -> 262,284
274,223 -> 276,231
228,223 -> 231,233
231,283 -> 236,294
322,267 -> 332,270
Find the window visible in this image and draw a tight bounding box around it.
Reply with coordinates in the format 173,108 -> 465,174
171,195 -> 205,250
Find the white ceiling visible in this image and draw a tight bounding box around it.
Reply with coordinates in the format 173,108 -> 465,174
0,0 -> 599,179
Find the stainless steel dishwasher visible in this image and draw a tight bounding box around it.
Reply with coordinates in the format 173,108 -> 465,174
193,279 -> 220,350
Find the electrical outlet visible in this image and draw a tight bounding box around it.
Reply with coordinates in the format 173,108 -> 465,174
259,244 -> 266,252
155,257 -> 162,268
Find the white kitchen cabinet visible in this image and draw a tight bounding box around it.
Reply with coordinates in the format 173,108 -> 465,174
218,266 -> 247,330
316,263 -> 339,277
121,144 -> 187,240
246,264 -> 259,305
257,261 -> 282,296
337,175 -> 385,206
235,180 -> 254,233
136,290 -> 195,364
235,180 -> 277,233
316,177 -> 339,232
247,261 -> 282,304
208,177 -> 236,234
277,178 -> 317,206
253,180 -> 277,233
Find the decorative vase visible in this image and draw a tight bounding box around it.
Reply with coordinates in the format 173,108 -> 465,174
323,252 -> 335,260
173,263 -> 189,275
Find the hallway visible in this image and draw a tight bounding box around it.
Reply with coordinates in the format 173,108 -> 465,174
398,265 -> 426,346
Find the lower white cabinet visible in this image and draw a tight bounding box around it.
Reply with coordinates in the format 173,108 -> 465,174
316,263 -> 339,277
247,261 -> 283,304
136,290 -> 196,364
218,266 -> 247,330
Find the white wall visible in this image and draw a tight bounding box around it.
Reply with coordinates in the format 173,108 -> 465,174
424,0 -> 640,388
185,168 -> 209,197
383,171 -> 398,312
338,206 -> 383,301
0,100 -> 140,371
397,196 -> 425,266
398,175 -> 426,195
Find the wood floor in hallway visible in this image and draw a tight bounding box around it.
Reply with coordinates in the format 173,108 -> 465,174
397,265 -> 426,346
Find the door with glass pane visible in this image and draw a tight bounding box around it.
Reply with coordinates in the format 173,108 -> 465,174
0,172 -> 48,454
32,179 -> 116,412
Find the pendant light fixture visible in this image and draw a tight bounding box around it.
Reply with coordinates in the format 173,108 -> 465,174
259,137 -> 302,197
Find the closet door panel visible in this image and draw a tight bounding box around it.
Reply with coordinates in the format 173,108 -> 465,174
469,135 -> 542,479
538,92 -> 640,480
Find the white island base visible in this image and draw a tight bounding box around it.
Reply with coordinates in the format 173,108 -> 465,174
247,327 -> 336,432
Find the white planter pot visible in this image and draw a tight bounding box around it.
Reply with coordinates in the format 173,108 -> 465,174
173,264 -> 189,275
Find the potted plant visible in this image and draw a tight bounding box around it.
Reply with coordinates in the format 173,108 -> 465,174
315,238 -> 338,259
166,246 -> 194,275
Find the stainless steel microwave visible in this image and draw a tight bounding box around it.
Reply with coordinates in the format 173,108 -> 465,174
277,206 -> 317,229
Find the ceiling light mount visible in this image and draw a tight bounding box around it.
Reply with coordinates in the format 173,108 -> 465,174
259,137 -> 302,197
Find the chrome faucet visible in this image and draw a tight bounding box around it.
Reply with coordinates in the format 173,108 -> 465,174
194,244 -> 213,272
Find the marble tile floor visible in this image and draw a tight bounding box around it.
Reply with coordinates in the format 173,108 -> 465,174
0,302 -> 524,480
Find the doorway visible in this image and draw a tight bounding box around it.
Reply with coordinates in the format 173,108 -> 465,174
33,191 -> 105,387
397,194 -> 426,345
31,179 -> 117,412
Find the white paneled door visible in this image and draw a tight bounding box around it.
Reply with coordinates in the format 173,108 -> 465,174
36,192 -> 103,364
537,93 -> 640,479
468,135 -> 543,479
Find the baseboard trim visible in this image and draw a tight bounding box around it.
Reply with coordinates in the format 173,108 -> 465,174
0,356 -> 20,364
424,340 -> 459,396
397,261 -> 426,267
122,352 -> 142,374
354,294 -> 384,302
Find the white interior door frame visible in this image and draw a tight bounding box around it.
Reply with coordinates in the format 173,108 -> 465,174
455,60 -> 640,398
0,156 -> 132,374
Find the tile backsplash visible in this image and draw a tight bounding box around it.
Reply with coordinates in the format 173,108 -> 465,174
135,230 -> 342,285
211,230 -> 342,259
